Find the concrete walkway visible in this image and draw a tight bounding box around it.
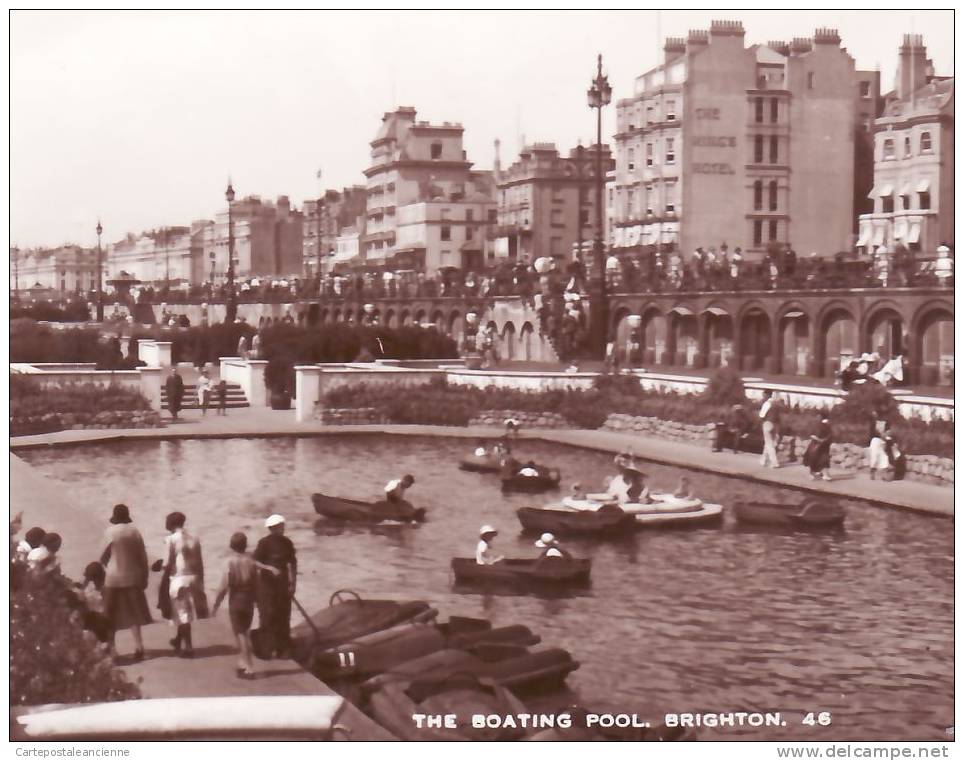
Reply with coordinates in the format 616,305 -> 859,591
10,406 -> 953,516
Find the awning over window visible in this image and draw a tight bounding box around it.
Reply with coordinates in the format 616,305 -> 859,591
702,307 -> 729,317
876,184 -> 894,197
872,227 -> 885,246
907,223 -> 922,244
893,219 -> 908,240
916,178 -> 931,193
899,183 -> 911,197
856,228 -> 871,247
669,306 -> 694,317
784,310 -> 805,319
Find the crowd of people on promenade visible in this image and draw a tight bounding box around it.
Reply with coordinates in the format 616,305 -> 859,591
711,391 -> 906,482
11,505 -> 301,680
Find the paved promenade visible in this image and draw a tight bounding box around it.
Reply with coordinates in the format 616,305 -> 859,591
10,405 -> 953,516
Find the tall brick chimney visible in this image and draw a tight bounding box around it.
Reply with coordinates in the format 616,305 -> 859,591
897,34 -> 929,100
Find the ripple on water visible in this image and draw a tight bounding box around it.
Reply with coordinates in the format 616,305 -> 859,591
20,434 -> 954,741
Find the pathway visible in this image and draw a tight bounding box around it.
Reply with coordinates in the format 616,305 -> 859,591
10,406 -> 952,516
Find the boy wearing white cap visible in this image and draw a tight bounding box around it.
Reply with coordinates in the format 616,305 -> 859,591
253,515 -> 297,659
475,526 -> 504,566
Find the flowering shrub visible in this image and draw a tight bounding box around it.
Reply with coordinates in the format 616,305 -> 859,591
10,562 -> 140,705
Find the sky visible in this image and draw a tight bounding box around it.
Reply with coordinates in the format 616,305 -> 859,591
9,9 -> 954,249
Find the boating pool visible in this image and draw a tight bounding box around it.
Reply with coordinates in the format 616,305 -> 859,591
21,435 -> 953,741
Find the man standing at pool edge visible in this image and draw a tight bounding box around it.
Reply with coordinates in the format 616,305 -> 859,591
254,514 -> 297,659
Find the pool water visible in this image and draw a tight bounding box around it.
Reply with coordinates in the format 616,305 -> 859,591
21,435 -> 953,741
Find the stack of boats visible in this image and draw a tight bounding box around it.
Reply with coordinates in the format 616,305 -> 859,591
284,590 -> 680,741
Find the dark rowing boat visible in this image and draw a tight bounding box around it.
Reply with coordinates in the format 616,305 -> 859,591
451,557 -> 591,585
458,454 -> 504,473
516,505 -> 634,535
733,498 -> 845,528
311,492 -> 426,524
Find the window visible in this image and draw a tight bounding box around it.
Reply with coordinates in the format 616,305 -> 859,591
646,106 -> 654,125
860,81 -> 871,98
646,143 -> 654,166
645,186 -> 654,215
753,180 -> 763,210
769,181 -> 778,211
754,97 -> 764,123
769,135 -> 778,163
920,131 -> 932,152
628,123 -> 635,132
754,135 -> 764,163
881,194 -> 894,214
430,142 -> 443,159
666,100 -> 676,121
487,209 -> 497,223
900,192 -> 910,211
770,98 -> 778,123
466,209 -> 474,222
883,139 -> 895,160
807,72 -> 815,89
753,220 -> 763,246
665,138 -> 675,164
665,183 -> 677,214
628,148 -> 635,171
551,208 -> 564,226
440,225 -> 451,241
626,189 -> 634,217
904,136 -> 911,157
919,191 -> 931,210
580,209 -> 590,226
768,220 -> 778,241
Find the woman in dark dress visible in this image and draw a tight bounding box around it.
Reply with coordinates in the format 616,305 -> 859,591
101,504 -> 152,660
165,367 -> 185,420
805,416 -> 833,481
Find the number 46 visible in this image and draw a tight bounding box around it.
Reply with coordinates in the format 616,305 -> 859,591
803,712 -> 832,726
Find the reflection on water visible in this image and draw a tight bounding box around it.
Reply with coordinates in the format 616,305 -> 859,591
22,435 -> 953,741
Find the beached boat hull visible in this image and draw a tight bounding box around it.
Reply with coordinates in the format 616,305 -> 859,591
311,492 -> 426,524
733,499 -> 845,528
451,557 -> 591,585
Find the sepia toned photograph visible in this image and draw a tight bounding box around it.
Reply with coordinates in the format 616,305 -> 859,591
8,9 -> 955,755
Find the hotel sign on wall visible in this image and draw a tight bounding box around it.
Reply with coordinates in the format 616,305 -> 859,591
692,108 -> 736,175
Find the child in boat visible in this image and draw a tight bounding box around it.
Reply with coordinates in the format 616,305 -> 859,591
673,476 -> 694,500
535,533 -> 573,561
212,532 -> 280,679
384,474 -> 415,503
473,440 -> 488,458
518,461 -> 540,477
475,525 -> 504,566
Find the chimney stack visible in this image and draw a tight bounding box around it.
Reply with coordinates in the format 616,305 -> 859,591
686,29 -> 709,55
664,36 -> 686,64
897,34 -> 929,101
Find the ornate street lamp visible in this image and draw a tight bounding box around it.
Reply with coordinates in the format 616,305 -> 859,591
95,220 -> 104,321
586,53 -> 612,357
225,181 -> 237,323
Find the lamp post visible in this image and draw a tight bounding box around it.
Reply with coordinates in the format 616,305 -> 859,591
225,182 -> 237,323
95,220 -> 104,321
575,141 -> 585,269
586,53 -> 612,358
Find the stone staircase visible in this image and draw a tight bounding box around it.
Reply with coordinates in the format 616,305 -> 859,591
161,381 -> 249,410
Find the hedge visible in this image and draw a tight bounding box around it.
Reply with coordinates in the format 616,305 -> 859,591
322,372 -> 953,458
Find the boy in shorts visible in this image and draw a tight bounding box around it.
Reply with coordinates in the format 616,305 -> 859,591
212,532 -> 279,679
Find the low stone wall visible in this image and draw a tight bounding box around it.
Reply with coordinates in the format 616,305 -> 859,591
317,407 -> 386,425
10,409 -> 162,436
468,409 -> 572,429
602,413 -> 716,443
601,413 -> 952,487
